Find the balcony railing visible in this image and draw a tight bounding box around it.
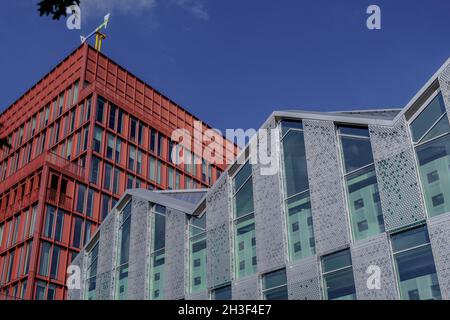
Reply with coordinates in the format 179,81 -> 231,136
46,189 -> 73,211
46,152 -> 85,179
0,189 -> 40,221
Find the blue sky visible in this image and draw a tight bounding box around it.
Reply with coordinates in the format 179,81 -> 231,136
1,0 -> 450,132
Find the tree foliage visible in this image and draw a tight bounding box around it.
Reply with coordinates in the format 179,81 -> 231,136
37,0 -> 81,20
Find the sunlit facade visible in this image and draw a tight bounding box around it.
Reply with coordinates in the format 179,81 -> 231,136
69,56 -> 450,300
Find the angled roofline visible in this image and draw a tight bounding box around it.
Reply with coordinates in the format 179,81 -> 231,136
271,56 -> 450,128
188,56 -> 450,215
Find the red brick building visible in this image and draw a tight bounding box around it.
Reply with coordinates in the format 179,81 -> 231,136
0,44 -> 237,300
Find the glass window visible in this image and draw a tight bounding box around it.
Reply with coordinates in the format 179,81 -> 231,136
138,123 -> 144,146
150,205 -> 166,300
44,206 -> 55,238
391,226 -> 441,300
101,194 -> 110,221
416,135 -> 450,217
115,138 -> 122,163
117,109 -> 124,134
128,145 -> 136,171
212,285 -> 232,300
93,126 -> 103,153
116,200 -> 132,300
262,269 -> 288,300
54,209 -> 64,242
76,184 -> 86,213
50,246 -> 60,279
90,156 -> 100,184
38,242 -> 51,276
72,217 -> 83,248
106,134 -> 114,160
158,135 -> 164,157
339,126 -> 384,241
411,94 -> 448,143
322,249 -> 356,300
280,121 -> 316,261
149,156 -> 156,181
109,104 -> 117,130
189,214 -> 207,293
137,150 -> 142,175
85,242 -> 99,300
113,168 -> 120,194
73,81 -> 79,105
233,162 -> 256,279
150,130 -> 156,153
168,167 -> 174,189
35,281 -> 47,300
96,97 -> 105,123
410,93 -> 450,218
233,162 -> 254,218
86,188 -> 95,218
130,117 -> 137,141
103,163 -> 112,191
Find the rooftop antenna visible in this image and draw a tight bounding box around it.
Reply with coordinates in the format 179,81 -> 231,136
80,13 -> 111,52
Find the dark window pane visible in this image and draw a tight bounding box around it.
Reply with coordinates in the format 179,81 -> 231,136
341,136 -> 374,173
411,93 -> 447,143
322,249 -> 352,273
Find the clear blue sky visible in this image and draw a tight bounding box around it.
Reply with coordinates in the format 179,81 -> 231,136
1,0 -> 450,132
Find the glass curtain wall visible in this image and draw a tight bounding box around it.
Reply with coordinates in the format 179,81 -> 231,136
115,200 -> 132,300
280,120 -> 315,261
189,213 -> 207,293
321,249 -> 356,300
410,93 -> 450,217
391,225 -> 441,300
338,126 -> 385,241
149,204 -> 166,300
262,269 -> 288,300
232,161 -> 257,279
85,242 -> 99,300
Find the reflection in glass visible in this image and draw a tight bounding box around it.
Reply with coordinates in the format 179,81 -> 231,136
280,120 -> 316,262
391,226 -> 441,300
322,250 -> 356,300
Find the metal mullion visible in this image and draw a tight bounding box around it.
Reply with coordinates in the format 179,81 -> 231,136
234,211 -> 255,224
407,89 -> 441,125
285,189 -> 310,202
322,265 -> 352,276
233,174 -> 252,197
280,128 -> 304,141
415,113 -> 448,145
415,132 -> 450,148
392,242 -> 430,256
343,162 -> 375,178
262,283 -> 287,293
338,133 -> 371,140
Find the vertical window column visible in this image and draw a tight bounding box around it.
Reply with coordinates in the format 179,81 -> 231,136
232,162 -> 257,279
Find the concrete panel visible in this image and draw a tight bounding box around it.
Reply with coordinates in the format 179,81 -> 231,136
66,251 -> 85,300
369,118 -> 426,231
253,120 -> 286,273
127,199 -> 149,300
165,208 -> 187,300
303,119 -> 350,255
232,275 -> 260,300
206,176 -> 232,288
438,63 -> 450,116
96,209 -> 117,300
286,256 -> 321,300
351,234 -> 398,300
428,214 -> 450,300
